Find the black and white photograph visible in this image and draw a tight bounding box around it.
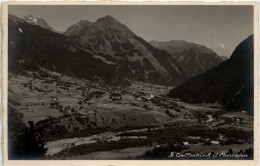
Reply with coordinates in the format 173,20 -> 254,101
3,3 -> 258,162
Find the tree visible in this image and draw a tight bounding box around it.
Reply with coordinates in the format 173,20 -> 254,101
9,121 -> 47,159
227,148 -> 233,155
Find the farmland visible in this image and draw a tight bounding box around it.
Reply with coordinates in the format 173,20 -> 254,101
8,70 -> 253,159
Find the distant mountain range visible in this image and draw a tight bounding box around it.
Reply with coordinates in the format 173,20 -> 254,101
63,15 -> 188,85
169,35 -> 254,114
9,14 -> 250,94
150,40 -> 223,77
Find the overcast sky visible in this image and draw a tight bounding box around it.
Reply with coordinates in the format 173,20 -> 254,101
9,5 -> 253,57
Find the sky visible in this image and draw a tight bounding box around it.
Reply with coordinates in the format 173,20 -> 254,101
9,5 -> 254,57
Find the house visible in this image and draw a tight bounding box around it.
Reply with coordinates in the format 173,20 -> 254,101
210,140 -> 220,145
146,94 -> 155,100
188,136 -> 201,140
183,142 -> 189,145
156,143 -> 168,148
51,97 -> 58,102
236,118 -> 241,125
19,59 -> 25,64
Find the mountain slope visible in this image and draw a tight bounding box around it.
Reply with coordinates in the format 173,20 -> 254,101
169,35 -> 254,114
23,15 -> 55,32
63,20 -> 92,37
220,56 -> 229,61
8,15 -> 123,86
150,40 -> 223,77
63,15 -> 187,85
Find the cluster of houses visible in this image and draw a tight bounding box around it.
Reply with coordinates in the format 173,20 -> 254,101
109,92 -> 122,101
182,133 -> 248,146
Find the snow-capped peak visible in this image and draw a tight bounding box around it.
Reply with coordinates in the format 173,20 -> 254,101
22,15 -> 55,32
24,15 -> 38,25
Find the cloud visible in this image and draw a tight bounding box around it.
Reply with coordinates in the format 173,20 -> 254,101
220,43 -> 225,49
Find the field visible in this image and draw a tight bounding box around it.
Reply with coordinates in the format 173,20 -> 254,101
8,69 -> 254,159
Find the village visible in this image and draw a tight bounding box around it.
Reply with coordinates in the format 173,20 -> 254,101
8,69 -> 253,159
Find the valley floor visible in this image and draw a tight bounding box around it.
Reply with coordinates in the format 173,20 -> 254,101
8,71 -> 254,160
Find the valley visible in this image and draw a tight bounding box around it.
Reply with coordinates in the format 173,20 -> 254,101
8,70 -> 253,159
7,11 -> 254,160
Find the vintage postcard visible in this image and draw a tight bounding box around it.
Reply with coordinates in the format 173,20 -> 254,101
1,2 -> 259,166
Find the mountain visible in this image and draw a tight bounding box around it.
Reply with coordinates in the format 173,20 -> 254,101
169,35 -> 254,114
220,56 -> 229,61
150,40 -> 223,77
9,14 -> 25,23
8,15 -> 124,86
63,15 -> 187,85
22,15 -> 55,32
63,20 -> 92,37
